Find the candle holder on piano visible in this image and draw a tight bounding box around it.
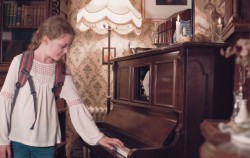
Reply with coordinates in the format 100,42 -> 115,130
216,18 -> 223,42
151,30 -> 158,45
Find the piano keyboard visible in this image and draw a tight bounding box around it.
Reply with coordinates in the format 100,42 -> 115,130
113,146 -> 131,158
101,127 -> 144,148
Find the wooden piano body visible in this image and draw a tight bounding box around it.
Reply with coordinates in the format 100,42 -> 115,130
82,42 -> 235,158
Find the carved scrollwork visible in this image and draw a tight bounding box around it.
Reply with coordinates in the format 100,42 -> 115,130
51,0 -> 60,16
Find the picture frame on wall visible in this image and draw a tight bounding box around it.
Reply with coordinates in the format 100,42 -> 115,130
142,0 -> 192,21
102,47 -> 116,65
156,0 -> 187,5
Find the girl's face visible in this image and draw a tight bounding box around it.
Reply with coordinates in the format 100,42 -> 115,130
46,33 -> 74,61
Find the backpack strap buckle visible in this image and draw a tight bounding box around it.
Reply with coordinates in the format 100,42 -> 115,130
16,82 -> 21,89
58,82 -> 64,87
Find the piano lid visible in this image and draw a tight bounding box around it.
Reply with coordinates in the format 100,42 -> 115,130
103,105 -> 178,148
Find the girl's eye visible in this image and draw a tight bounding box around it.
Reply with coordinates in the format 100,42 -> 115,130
61,44 -> 66,48
58,43 -> 71,49
59,44 -> 67,48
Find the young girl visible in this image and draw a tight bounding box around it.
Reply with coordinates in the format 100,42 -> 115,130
0,16 -> 123,158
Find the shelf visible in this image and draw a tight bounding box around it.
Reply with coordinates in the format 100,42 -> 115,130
4,25 -> 38,29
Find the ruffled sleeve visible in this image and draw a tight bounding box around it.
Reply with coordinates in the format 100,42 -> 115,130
60,75 -> 104,145
0,56 -> 20,145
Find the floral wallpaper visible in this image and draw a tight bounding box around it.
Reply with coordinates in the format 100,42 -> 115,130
194,0 -> 225,42
64,0 -> 155,157
63,0 -> 228,157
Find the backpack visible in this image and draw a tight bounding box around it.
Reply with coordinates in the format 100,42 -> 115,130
10,51 -> 65,129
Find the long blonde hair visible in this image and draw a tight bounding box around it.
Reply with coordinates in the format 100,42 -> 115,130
29,16 -> 75,50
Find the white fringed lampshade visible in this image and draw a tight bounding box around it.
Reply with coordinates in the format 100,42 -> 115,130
76,0 -> 142,35
76,0 -> 142,113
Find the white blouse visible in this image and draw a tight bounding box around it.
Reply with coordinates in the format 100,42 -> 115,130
0,54 -> 104,147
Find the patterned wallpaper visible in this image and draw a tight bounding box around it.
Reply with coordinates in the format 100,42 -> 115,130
65,0 -> 155,157
194,0 -> 225,42
67,0 -> 154,109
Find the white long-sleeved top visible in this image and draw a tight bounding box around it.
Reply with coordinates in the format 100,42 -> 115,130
0,54 -> 104,147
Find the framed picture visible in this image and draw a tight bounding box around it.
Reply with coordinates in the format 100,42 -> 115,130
156,0 -> 187,5
142,0 -> 192,21
102,47 -> 116,65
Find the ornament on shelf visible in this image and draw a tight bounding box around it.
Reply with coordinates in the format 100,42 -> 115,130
234,99 -> 249,124
151,22 -> 158,45
175,15 -> 181,41
217,18 -> 222,42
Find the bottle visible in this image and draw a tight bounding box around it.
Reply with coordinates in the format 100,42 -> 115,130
231,85 -> 243,120
234,99 -> 249,124
127,42 -> 133,55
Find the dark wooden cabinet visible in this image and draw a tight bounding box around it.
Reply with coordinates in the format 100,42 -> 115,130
0,0 -> 64,86
0,63 -> 9,90
0,0 -> 62,87
110,42 -> 235,158
0,0 -> 61,63
222,0 -> 250,44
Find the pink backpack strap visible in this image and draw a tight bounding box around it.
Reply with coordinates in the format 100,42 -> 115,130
11,51 -> 37,129
17,51 -> 34,87
52,60 -> 65,100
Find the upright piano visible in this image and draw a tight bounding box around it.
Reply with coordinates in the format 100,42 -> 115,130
82,42 -> 235,158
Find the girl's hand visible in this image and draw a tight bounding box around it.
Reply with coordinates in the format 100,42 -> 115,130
0,145 -> 11,158
98,136 -> 124,150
